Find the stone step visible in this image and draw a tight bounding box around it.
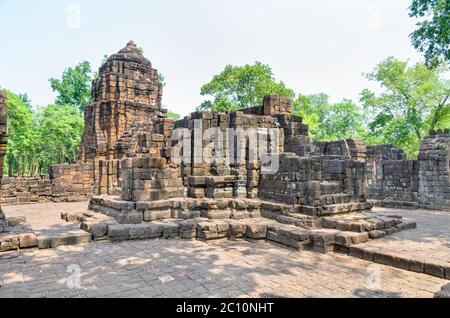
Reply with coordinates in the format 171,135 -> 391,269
321,215 -> 416,233
36,231 -> 92,249
320,202 -> 371,216
275,214 -> 321,229
266,224 -> 312,249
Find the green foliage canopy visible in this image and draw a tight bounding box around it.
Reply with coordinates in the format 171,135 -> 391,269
409,0 -> 450,67
49,61 -> 93,112
293,94 -> 366,141
199,62 -> 295,112
3,89 -> 38,176
361,57 -> 449,158
36,104 -> 84,172
2,89 -> 84,177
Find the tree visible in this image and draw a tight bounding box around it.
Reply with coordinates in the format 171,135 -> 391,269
361,57 -> 449,158
199,62 -> 295,112
49,61 -> 93,112
1,89 -> 37,176
35,104 -> 84,173
409,0 -> 450,67
293,94 -> 366,141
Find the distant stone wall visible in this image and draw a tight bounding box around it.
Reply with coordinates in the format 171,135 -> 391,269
367,160 -> 420,206
49,161 -> 94,202
1,177 -> 52,205
366,131 -> 450,210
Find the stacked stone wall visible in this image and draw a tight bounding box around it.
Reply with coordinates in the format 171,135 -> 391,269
1,177 -> 52,204
49,161 -> 94,202
418,130 -> 450,210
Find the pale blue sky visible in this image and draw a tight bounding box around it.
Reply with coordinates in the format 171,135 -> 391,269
0,0 -> 422,116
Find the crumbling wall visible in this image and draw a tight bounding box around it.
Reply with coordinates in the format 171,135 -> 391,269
49,161 -> 94,202
1,177 -> 52,204
367,160 -> 420,207
366,133 -> 450,210
259,153 -> 322,206
313,139 -> 367,161
418,130 -> 450,210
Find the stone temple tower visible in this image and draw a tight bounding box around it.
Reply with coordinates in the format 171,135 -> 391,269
0,91 -> 8,233
80,41 -> 165,161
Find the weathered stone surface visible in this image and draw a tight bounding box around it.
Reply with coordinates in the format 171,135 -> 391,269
245,222 -> 269,240
143,210 -> 171,222
223,219 -> 247,239
80,222 -> 108,240
107,224 -> 127,241
37,232 -> 91,249
18,233 -> 38,248
434,283 -> 450,298
0,234 -> 19,252
161,222 -> 180,239
266,224 -> 311,249
368,230 -> 386,240
335,232 -> 369,247
197,220 -> 229,241
176,219 -> 198,239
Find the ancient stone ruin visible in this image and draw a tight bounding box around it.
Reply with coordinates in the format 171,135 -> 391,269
0,42 -> 449,258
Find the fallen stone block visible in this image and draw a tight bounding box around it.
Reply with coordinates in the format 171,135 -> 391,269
245,223 -> 269,240
81,222 -> 107,240
63,212 -> 84,222
18,233 -> 38,248
0,234 -> 20,252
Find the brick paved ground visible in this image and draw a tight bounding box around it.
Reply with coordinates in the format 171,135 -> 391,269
357,207 -> 450,269
3,201 -> 89,231
1,203 -> 448,298
0,239 -> 446,298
